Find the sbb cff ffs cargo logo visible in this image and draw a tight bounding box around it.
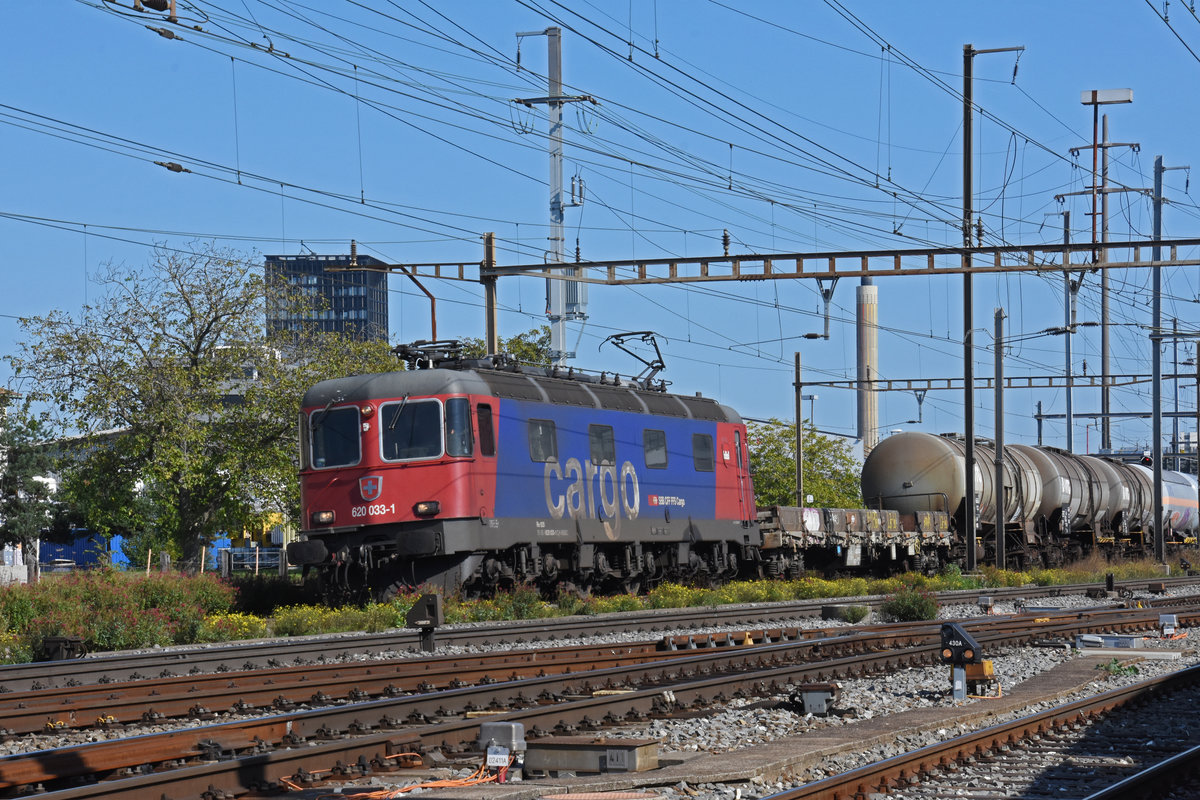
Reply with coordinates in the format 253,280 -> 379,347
359,476 -> 383,502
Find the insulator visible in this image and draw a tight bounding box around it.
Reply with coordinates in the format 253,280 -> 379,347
722,228 -> 730,256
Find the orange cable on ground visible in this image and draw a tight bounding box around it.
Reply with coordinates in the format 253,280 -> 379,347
327,759 -> 510,799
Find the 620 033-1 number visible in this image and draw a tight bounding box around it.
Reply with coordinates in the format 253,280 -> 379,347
351,503 -> 395,518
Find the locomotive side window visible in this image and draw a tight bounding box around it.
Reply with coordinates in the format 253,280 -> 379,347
590,424 -> 616,465
444,397 -> 473,457
380,399 -> 442,461
644,429 -> 668,469
528,419 -> 558,462
310,406 -> 361,468
477,403 -> 496,457
692,433 -> 715,472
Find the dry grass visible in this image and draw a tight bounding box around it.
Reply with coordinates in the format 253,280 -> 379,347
1054,552 -> 1172,583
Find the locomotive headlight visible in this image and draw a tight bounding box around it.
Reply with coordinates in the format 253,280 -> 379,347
361,404 -> 374,417
312,510 -> 335,525
413,501 -> 440,517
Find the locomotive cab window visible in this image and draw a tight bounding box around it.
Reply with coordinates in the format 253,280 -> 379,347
528,419 -> 558,462
644,429 -> 668,469
692,433 -> 715,472
444,397 -> 473,457
590,424 -> 616,465
477,403 -> 496,457
380,399 -> 442,461
310,405 -> 361,469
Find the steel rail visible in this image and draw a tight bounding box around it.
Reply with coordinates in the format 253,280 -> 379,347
1082,741 -> 1200,800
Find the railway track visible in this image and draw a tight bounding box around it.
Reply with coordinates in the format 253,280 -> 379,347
779,664 -> 1200,800
0,577 -> 1187,694
4,600 -> 1196,799
2,592 -> 1192,739
0,629 -> 804,736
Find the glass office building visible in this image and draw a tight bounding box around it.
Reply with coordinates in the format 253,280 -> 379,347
265,254 -> 389,342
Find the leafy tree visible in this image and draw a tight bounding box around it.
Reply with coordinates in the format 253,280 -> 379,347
0,399 -> 62,581
461,326 -> 552,366
9,244 -> 397,570
747,418 -> 862,508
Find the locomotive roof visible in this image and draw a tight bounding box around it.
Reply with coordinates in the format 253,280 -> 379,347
305,367 -> 742,424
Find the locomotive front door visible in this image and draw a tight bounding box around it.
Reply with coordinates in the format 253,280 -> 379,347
733,429 -> 751,523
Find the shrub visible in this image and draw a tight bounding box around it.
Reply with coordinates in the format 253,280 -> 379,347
5,569 -> 236,654
586,593 -> 644,614
448,598 -> 508,623
645,583 -> 696,609
713,580 -> 791,604
130,573 -> 230,644
0,584 -> 35,633
197,612 -> 270,643
936,564 -> 981,590
260,605 -> 314,637
842,605 -> 870,624
866,576 -> 908,596
1096,657 -> 1139,678
361,602 -> 404,632
790,577 -> 839,600
493,586 -> 557,620
0,630 -> 32,665
880,583 -> 939,621
553,591 -> 590,617
386,591 -> 422,622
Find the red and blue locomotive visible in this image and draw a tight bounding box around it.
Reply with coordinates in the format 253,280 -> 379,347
287,342 -> 764,597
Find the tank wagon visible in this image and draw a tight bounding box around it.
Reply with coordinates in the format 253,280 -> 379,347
861,431 -> 1199,569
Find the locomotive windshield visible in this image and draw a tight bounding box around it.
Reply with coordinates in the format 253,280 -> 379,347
310,405 -> 360,468
381,398 -> 443,460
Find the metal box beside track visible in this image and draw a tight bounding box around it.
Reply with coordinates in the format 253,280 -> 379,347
524,737 -> 660,775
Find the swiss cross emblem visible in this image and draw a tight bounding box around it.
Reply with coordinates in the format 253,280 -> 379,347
359,476 -> 383,502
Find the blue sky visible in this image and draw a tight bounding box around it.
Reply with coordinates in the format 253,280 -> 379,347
3,1 -> 1199,455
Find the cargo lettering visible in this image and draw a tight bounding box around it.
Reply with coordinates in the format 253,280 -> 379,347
544,458 -> 640,520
